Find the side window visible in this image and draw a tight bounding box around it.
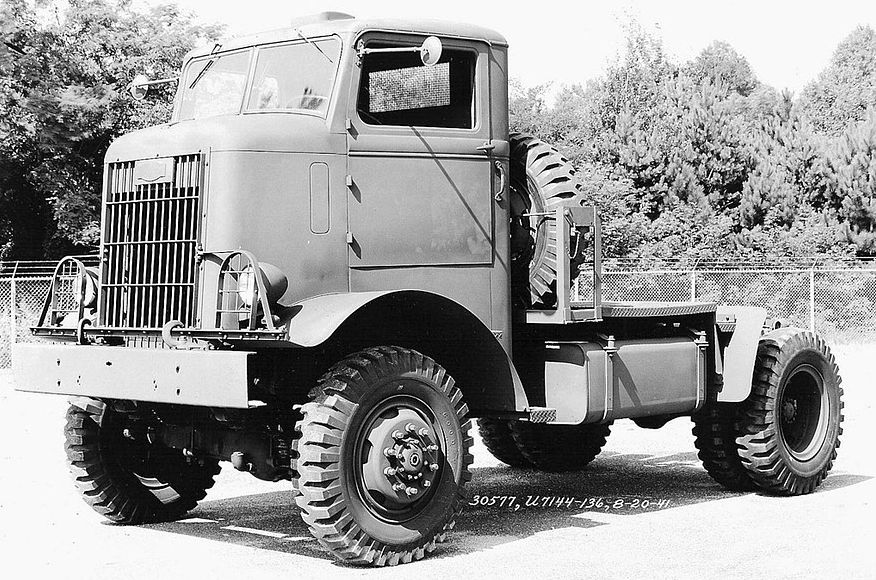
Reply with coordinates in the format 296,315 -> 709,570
357,45 -> 475,129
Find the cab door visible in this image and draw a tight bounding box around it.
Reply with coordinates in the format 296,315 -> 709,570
346,35 -> 495,273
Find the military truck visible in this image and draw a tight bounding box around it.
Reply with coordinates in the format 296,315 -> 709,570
14,12 -> 843,566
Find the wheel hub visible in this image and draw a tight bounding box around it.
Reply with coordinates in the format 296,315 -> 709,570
782,399 -> 798,423
779,365 -> 828,461
359,406 -> 442,513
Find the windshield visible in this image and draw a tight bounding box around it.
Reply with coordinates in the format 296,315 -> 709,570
246,37 -> 341,115
178,50 -> 251,121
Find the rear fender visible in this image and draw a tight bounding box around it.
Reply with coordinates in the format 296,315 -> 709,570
282,290 -> 528,414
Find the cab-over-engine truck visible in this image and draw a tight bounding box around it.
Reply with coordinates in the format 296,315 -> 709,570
14,13 -> 844,566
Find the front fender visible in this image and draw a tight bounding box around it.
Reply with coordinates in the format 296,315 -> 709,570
281,290 -> 529,414
283,291 -> 397,347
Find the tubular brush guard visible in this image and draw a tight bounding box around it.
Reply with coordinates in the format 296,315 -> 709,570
37,256 -> 92,328
212,250 -> 278,331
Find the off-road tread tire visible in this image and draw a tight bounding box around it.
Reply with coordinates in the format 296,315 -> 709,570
736,328 -> 843,495
64,401 -> 220,524
509,420 -> 611,472
477,418 -> 531,468
692,404 -> 757,491
509,132 -> 586,307
293,346 -> 473,566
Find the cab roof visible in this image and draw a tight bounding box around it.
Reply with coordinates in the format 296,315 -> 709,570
184,12 -> 508,60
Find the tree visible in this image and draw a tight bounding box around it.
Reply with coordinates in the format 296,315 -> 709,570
579,22 -> 675,165
687,40 -> 758,96
799,25 -> 876,136
616,74 -> 752,217
508,79 -> 552,139
828,112 -> 876,253
740,91 -> 832,228
0,0 -> 223,259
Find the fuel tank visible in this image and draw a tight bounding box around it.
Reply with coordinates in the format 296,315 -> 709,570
541,337 -> 707,424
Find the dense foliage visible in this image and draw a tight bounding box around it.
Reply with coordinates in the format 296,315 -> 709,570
0,0 -> 222,259
0,4 -> 874,264
511,24 -> 876,264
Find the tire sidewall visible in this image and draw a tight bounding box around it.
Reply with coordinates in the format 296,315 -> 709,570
339,367 -> 465,549
773,348 -> 841,478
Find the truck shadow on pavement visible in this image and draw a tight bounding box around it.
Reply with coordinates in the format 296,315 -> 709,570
142,450 -> 870,563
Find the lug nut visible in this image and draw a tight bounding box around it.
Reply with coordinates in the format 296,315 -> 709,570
383,448 -> 397,457
392,483 -> 405,492
418,428 -> 429,438
430,463 -> 439,471
384,467 -> 397,476
392,430 -> 404,440
406,423 -> 417,433
406,487 -> 418,496
426,444 -> 439,452
122,428 -> 133,439
423,480 -> 431,488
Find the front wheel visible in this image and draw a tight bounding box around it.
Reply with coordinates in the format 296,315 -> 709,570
736,328 -> 844,494
294,347 -> 472,566
64,399 -> 220,523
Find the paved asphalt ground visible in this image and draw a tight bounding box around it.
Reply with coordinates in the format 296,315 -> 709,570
1,345 -> 874,579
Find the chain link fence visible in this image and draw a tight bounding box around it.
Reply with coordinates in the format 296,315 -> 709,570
1,277 -> 52,368
576,267 -> 876,343
3,264 -> 876,368
0,280 -> 11,369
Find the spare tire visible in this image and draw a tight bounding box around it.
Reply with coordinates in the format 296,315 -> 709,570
509,133 -> 587,308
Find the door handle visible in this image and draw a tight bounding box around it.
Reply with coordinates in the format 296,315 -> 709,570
494,161 -> 506,202
476,141 -> 495,153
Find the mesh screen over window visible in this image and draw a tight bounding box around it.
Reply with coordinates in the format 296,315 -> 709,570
357,46 -> 475,129
368,63 -> 451,112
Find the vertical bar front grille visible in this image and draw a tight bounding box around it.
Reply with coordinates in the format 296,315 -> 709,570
99,154 -> 203,329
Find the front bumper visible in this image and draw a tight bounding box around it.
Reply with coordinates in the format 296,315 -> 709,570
13,344 -> 253,408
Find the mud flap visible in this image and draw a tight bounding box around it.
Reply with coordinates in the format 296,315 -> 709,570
716,306 -> 767,402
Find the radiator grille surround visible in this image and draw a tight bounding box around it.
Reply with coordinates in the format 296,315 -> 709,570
99,154 -> 204,329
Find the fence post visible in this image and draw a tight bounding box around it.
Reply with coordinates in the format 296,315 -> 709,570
9,277 -> 16,352
689,270 -> 696,301
808,268 -> 816,333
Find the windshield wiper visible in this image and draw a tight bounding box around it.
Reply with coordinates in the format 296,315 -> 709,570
188,58 -> 215,90
295,28 -> 334,64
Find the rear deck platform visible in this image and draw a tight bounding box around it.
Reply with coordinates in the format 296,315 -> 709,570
526,301 -> 718,324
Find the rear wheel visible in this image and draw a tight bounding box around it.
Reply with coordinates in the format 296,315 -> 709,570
64,399 -> 220,523
477,418 -> 531,468
736,328 -> 843,494
294,346 -> 472,566
509,420 -> 611,472
692,404 -> 756,491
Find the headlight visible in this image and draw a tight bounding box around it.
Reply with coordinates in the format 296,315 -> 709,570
237,263 -> 288,308
237,265 -> 256,307
74,268 -> 99,309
